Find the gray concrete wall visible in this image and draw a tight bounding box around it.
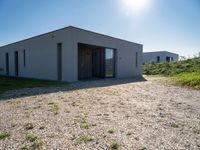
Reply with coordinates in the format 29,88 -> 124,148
69,27 -> 143,79
143,51 -> 179,64
0,28 -> 72,81
0,26 -> 143,82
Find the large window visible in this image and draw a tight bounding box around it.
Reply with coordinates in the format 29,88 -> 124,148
105,48 -> 115,77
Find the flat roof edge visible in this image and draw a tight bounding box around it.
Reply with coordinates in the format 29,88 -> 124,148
0,26 -> 143,48
69,26 -> 143,46
144,51 -> 178,55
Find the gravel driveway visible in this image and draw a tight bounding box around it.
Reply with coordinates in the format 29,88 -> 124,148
0,77 -> 200,150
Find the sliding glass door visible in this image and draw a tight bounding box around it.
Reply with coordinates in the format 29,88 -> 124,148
105,48 -> 115,77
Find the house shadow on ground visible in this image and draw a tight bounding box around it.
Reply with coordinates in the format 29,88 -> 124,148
0,76 -> 147,101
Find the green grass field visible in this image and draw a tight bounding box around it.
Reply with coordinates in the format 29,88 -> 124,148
0,76 -> 68,95
143,57 -> 200,90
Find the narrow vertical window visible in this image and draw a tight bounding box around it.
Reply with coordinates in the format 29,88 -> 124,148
23,49 -> 26,67
136,52 -> 138,67
157,56 -> 160,63
5,53 -> 9,76
15,51 -> 19,76
57,43 -> 62,81
105,48 -> 115,77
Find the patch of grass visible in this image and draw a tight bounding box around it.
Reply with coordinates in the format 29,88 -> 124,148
75,135 -> 94,145
32,139 -> 43,149
139,147 -> 147,150
49,102 -> 59,115
108,130 -> 114,134
172,72 -> 200,90
26,133 -> 38,142
143,57 -> 200,89
24,106 -> 32,110
110,141 -> 120,149
21,139 -> 43,150
8,99 -> 21,105
84,112 -> 89,117
171,123 -> 179,128
81,122 -> 91,129
53,103 -> 59,115
0,76 -> 68,95
25,122 -> 35,130
80,117 -> 87,123
39,124 -> 46,130
0,131 -> 10,140
22,133 -> 43,149
21,144 -> 30,150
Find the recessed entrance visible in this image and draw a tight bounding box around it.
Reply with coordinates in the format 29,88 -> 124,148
78,43 -> 115,80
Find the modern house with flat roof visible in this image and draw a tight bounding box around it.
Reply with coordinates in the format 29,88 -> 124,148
0,26 -> 143,82
143,51 -> 179,64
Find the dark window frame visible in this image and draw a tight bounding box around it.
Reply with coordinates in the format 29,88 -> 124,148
14,51 -> 19,76
5,53 -> 9,76
57,43 -> 62,81
157,56 -> 160,63
136,52 -> 138,67
23,49 -> 26,67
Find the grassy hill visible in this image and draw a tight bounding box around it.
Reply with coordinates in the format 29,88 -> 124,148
143,57 -> 200,90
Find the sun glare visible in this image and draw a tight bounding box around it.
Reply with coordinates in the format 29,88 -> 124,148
121,0 -> 151,13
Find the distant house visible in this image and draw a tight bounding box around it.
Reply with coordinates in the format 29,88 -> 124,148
143,51 -> 179,64
0,26 -> 143,82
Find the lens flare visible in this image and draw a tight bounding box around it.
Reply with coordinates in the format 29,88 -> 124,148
121,0 -> 151,13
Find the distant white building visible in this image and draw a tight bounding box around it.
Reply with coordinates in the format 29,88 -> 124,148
143,51 -> 179,64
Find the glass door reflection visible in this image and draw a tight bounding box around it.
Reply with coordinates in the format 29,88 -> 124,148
105,48 -> 115,77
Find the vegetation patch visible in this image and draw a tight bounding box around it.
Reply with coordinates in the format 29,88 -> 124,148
49,102 -> 59,115
139,147 -> 147,150
39,124 -> 46,130
0,131 -> 10,140
21,133 -> 43,149
172,72 -> 200,90
25,122 -> 35,130
81,122 -> 91,129
171,123 -> 179,128
26,133 -> 38,142
143,57 -> 200,89
75,135 -> 94,145
0,76 -> 68,95
110,141 -> 120,149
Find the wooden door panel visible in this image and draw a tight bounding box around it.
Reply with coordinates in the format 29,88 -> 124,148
78,47 -> 92,79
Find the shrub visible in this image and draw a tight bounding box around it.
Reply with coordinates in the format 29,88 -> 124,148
0,131 -> 10,140
75,135 -> 94,145
25,122 -> 34,130
26,133 -> 38,142
171,123 -> 179,128
110,141 -> 120,149
39,124 -> 46,130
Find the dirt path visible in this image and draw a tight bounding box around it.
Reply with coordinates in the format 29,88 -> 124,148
0,77 -> 200,150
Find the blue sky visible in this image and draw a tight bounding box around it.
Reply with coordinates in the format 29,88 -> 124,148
0,0 -> 200,57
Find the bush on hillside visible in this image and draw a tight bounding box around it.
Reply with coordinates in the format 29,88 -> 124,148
143,57 -> 200,90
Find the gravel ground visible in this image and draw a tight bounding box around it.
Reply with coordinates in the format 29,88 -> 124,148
0,77 -> 200,150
